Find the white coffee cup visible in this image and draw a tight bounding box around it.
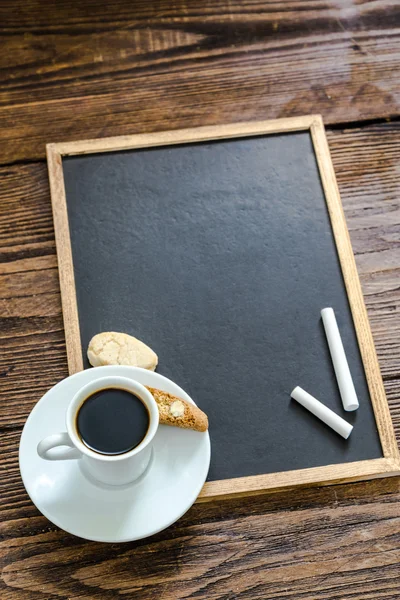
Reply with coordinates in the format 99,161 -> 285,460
37,376 -> 159,486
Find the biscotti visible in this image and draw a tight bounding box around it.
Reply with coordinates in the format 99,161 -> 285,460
146,387 -> 208,432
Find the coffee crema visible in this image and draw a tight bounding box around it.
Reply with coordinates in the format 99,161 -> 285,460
76,388 -> 150,455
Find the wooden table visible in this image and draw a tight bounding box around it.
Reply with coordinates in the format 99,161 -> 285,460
1,2 -> 400,598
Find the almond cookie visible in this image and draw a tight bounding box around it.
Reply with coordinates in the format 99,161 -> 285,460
146,387 -> 208,432
87,332 -> 158,371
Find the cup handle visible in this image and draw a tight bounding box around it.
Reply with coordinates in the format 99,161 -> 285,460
37,432 -> 81,461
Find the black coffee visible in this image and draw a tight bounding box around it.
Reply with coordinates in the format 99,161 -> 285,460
76,388 -> 150,455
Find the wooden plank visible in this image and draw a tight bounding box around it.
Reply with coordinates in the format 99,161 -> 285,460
46,147 -> 82,376
1,425 -> 400,599
1,0 -> 400,163
53,115 -> 317,156
0,162 -> 69,428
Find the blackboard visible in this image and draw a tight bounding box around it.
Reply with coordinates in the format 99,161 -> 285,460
47,116 -> 399,500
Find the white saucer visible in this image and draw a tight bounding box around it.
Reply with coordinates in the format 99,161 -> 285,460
19,366 -> 211,543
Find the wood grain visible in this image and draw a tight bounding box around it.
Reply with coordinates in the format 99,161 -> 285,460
2,0 -> 400,164
53,115 -> 317,156
46,146 -> 82,375
1,424 -> 400,600
0,163 -> 69,429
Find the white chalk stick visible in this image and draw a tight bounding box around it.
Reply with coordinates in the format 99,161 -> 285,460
291,386 -> 353,439
321,307 -> 359,411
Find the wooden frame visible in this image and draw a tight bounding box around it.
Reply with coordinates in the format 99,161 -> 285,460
47,115 -> 400,501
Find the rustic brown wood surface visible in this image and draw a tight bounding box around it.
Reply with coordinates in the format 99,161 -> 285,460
1,2 -> 400,598
1,0 -> 400,164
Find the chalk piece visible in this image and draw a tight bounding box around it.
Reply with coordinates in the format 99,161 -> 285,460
291,386 -> 353,439
321,307 -> 359,411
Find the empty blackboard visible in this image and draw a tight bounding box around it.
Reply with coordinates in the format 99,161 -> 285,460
47,116 -> 399,500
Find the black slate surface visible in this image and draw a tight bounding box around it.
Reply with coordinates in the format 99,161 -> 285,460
62,132 -> 382,482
